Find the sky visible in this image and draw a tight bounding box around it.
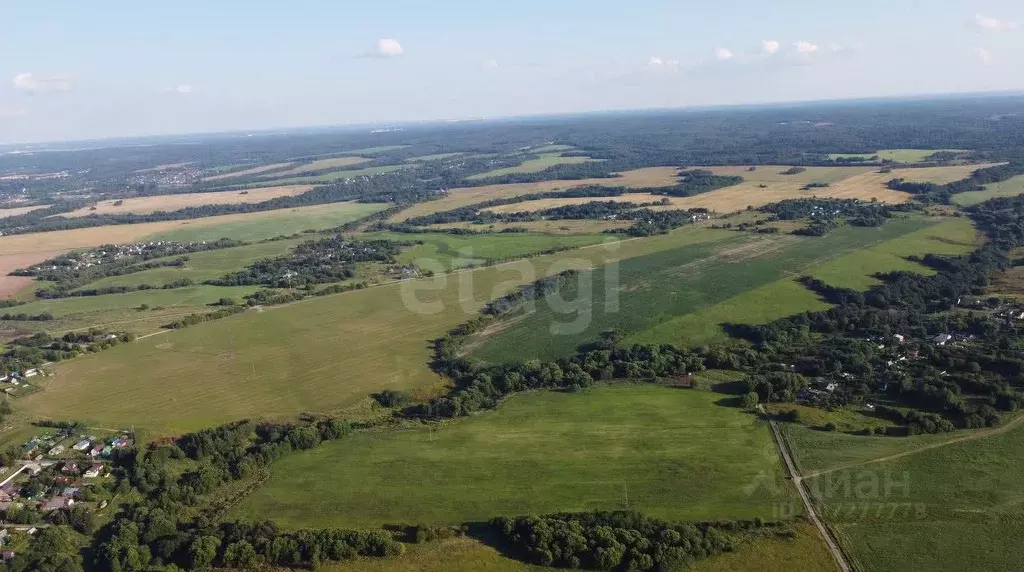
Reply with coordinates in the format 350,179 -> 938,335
1,0 -> 1023,143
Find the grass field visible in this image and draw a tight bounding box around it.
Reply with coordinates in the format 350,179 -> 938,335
235,164 -> 408,187
483,193 -> 670,213
322,537 -> 547,572
56,185 -> 315,218
428,220 -> 633,234
827,149 -> 966,163
18,226 -> 730,434
0,285 -> 260,341
392,167 -> 681,222
406,152 -> 464,162
801,419 -> 1024,571
232,385 -> 799,529
360,231 -> 614,271
953,173 -> 1024,206
75,239 -> 308,290
472,218 -> 938,363
689,523 -> 838,572
143,202 -> 386,242
467,153 -> 598,181
339,145 -> 409,155
134,162 -> 193,173
201,162 -> 294,182
259,157 -> 371,177
0,204 -> 49,218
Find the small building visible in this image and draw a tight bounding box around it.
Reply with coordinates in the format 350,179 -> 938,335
865,403 -> 876,411
0,490 -> 12,503
0,375 -> 8,383
0,550 -> 13,561
101,446 -> 113,458
22,369 -> 38,378
48,444 -> 65,456
24,463 -> 42,476
84,463 -> 103,479
61,461 -> 79,474
89,444 -> 105,458
72,439 -> 91,451
61,487 -> 80,498
893,334 -> 905,344
41,496 -> 74,512
933,333 -> 953,346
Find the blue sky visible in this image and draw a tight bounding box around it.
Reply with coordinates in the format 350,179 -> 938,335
1,0 -> 1023,142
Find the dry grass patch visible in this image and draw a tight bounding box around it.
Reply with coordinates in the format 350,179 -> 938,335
0,205 -> 50,218
201,162 -> 294,181
55,185 -> 315,218
134,162 -> 193,173
429,220 -> 632,234
392,167 -> 681,221
0,252 -> 62,298
484,193 -> 669,213
264,157 -> 371,177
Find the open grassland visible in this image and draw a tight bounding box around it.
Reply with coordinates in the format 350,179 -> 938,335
527,144 -> 575,153
473,218 -> 937,363
689,522 -> 837,572
483,193 -> 669,213
339,145 -> 409,155
55,185 -> 315,218
467,153 -> 598,181
201,162 -> 294,182
236,164 -> 409,187
75,239 -> 307,290
806,217 -> 977,290
360,231 -> 614,271
321,537 -> 548,572
827,149 -> 967,163
0,203 -> 387,256
142,202 -> 386,242
803,419 -> 1024,572
626,217 -> 974,347
233,386 -> 798,529
134,162 -> 193,173
406,152 -> 464,162
18,226 -> 730,435
0,204 -> 50,218
259,157 -> 371,177
428,220 -> 633,234
0,285 -> 260,341
392,167 -> 681,221
953,173 -> 1024,206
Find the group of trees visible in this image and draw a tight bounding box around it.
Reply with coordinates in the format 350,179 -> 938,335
759,198 -> 910,236
205,237 -> 412,288
1,330 -> 134,376
887,162 -> 1024,204
492,511 -> 777,571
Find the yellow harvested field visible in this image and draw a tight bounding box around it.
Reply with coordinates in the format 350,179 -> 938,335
484,193 -> 668,213
0,203 -> 363,257
392,167 -> 680,221
202,162 -> 295,181
55,185 -> 315,218
0,252 -> 62,298
428,220 -> 633,234
266,156 -> 371,177
0,205 -> 49,218
134,162 -> 193,173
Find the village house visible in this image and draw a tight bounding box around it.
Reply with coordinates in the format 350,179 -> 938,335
72,439 -> 91,451
933,333 -> 953,346
41,496 -> 74,511
89,443 -> 105,458
48,444 -> 65,456
61,461 -> 79,474
0,549 -> 13,561
84,463 -> 103,478
22,369 -> 38,378
893,334 -> 905,344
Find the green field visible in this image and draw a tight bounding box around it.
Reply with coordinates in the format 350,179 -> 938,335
473,218 -> 940,363
21,226 -> 730,435
406,152 -> 464,163
75,239 -> 306,290
0,285 -> 260,339
339,145 -> 410,155
361,231 -> 615,271
233,385 -> 799,529
802,419 -> 1024,571
953,174 -> 1024,206
143,202 -> 387,242
467,153 -> 598,181
827,149 -> 965,163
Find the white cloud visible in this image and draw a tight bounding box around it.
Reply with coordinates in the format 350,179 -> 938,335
762,40 -> 780,55
646,56 -> 680,71
483,58 -> 499,69
976,47 -> 994,66
0,107 -> 27,119
714,47 -> 735,61
793,41 -> 819,54
12,72 -> 73,93
975,14 -> 1017,30
372,38 -> 404,57
175,85 -> 194,94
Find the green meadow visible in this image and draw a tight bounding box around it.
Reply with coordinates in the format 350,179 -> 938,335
144,202 -> 387,242
473,218 -> 940,363
232,385 -> 798,529
467,153 -> 598,180
827,149 -> 965,163
952,174 -> 1024,207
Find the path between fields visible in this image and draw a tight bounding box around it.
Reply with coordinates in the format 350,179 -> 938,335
802,411 -> 1024,479
762,407 -> 851,572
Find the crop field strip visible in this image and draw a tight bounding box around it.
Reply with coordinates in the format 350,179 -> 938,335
391,167 -> 683,221
471,217 -> 942,364
952,173 -> 1024,206
826,149 -> 967,163
466,152 -> 599,180
54,185 -> 315,218
17,226 -> 732,435
201,161 -> 295,181
254,156 -> 371,178
232,386 -> 800,529
0,204 -> 51,218
229,164 -> 410,188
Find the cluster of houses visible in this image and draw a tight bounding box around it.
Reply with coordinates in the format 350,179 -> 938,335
0,369 -> 40,391
20,430 -> 131,463
0,459 -> 109,516
17,240 -> 214,277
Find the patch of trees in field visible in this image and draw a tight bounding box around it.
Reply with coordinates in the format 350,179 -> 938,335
887,162 -> 1024,204
758,198 -> 913,236
206,237 -> 412,288
1,330 -> 134,375
492,511 -> 784,570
